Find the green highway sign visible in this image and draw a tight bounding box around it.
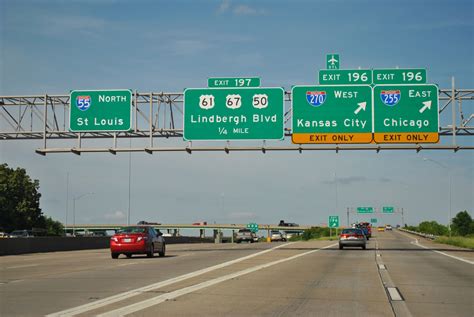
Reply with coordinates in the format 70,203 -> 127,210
328,216 -> 339,228
373,84 -> 439,143
326,54 -> 340,70
183,87 -> 284,140
247,223 -> 259,233
69,89 -> 132,132
370,218 -> 377,224
357,207 -> 374,214
319,69 -> 372,85
383,207 -> 395,213
291,85 -> 373,144
373,69 -> 426,84
208,77 -> 260,88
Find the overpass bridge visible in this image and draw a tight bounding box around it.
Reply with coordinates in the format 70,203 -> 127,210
64,223 -> 312,239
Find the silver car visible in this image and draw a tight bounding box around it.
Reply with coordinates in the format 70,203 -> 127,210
339,228 -> 366,250
235,229 -> 256,243
270,230 -> 285,242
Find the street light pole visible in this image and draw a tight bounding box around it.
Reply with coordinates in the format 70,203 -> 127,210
72,192 -> 94,236
422,158 -> 452,236
65,172 -> 69,236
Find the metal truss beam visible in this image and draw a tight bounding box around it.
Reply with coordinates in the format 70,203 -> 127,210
1,85 -> 473,154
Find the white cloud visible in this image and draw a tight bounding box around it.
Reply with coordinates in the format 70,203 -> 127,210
104,211 -> 126,220
233,5 -> 266,16
217,0 -> 231,14
217,1 -> 266,16
227,211 -> 257,220
171,39 -> 213,55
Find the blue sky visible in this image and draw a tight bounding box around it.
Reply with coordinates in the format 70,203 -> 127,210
1,0 -> 473,228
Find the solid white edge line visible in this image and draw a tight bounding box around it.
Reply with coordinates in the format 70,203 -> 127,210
97,243 -> 339,317
398,231 -> 474,265
6,264 -> 39,269
412,240 -> 474,265
46,242 -> 295,317
387,287 -> 403,301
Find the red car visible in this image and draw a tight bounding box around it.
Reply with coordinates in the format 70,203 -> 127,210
110,226 -> 165,259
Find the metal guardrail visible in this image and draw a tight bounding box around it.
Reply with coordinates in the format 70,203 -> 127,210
398,228 -> 438,240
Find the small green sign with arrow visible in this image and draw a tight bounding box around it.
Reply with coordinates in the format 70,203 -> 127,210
328,216 -> 339,228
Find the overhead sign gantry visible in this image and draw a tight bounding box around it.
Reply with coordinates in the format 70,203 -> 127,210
4,54 -> 472,155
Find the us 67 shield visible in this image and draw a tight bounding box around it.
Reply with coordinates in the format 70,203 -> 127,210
183,87 -> 284,141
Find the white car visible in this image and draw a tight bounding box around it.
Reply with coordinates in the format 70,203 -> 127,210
270,230 -> 285,242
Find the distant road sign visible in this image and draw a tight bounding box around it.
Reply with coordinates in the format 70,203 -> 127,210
357,207 -> 374,214
326,54 -> 340,70
383,207 -> 395,213
370,218 -> 378,223
69,89 -> 132,132
208,77 -> 260,88
373,69 -> 426,85
291,85 -> 373,144
247,223 -> 259,233
319,69 -> 372,85
373,84 -> 439,143
183,87 -> 284,140
328,216 -> 339,228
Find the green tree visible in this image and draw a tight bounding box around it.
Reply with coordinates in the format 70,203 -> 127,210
0,164 -> 44,232
451,211 -> 473,236
44,216 -> 64,236
418,221 -> 448,236
302,227 -> 330,240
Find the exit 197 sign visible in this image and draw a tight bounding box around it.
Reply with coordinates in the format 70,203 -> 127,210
208,77 -> 260,88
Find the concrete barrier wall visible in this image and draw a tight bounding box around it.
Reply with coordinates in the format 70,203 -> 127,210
0,236 -> 214,256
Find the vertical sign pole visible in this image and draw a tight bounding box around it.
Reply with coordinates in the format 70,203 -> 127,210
134,90 -> 138,133
113,132 -> 117,149
43,94 -> 48,149
402,208 -> 405,227
449,174 -> 452,237
452,77 -> 456,146
347,207 -> 350,227
73,198 -> 76,237
128,137 -> 132,226
149,93 -> 153,148
65,172 -> 69,236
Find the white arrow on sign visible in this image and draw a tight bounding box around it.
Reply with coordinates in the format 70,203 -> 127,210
354,102 -> 367,115
419,101 -> 432,113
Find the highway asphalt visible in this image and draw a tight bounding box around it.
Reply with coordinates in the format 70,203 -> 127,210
1,230 -> 473,317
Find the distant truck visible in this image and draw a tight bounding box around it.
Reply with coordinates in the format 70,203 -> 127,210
279,220 -> 299,227
137,221 -> 161,225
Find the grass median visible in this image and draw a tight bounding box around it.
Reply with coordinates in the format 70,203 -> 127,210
435,236 -> 474,249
